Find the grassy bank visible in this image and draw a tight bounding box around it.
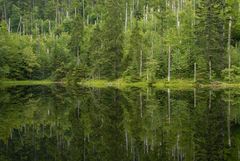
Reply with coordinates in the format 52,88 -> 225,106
153,79 -> 195,89
79,79 -> 240,89
2,79 -> 240,89
78,79 -> 148,89
79,79 -> 195,89
0,80 -> 56,87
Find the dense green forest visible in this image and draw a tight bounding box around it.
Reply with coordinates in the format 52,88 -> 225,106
1,0 -> 240,83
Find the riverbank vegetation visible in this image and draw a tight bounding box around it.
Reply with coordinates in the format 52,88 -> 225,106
1,0 -> 240,86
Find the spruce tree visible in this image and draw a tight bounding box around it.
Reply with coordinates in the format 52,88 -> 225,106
89,25 -> 103,79
69,15 -> 84,66
100,0 -> 124,80
124,21 -> 143,82
195,0 -> 226,81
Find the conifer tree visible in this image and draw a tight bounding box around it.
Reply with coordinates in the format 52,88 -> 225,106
69,15 -> 84,66
89,25 -> 103,79
100,0 -> 124,80
124,20 -> 143,82
195,0 -> 226,81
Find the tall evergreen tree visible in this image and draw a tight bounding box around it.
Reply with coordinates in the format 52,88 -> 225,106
89,25 -> 102,79
69,15 -> 84,66
124,21 -> 143,82
195,0 -> 226,81
100,0 -> 124,80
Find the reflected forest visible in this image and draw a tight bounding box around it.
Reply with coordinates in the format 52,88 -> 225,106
0,86 -> 240,161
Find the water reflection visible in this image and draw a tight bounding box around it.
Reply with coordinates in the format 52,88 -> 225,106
0,85 -> 240,161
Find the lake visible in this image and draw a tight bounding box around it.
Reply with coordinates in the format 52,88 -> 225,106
0,85 -> 239,161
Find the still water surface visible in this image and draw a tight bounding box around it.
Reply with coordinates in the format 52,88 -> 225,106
0,85 -> 240,161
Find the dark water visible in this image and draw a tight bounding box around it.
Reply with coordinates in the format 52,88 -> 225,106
0,85 -> 240,161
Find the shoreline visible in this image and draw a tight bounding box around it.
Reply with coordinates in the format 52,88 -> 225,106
79,79 -> 240,89
0,80 -> 60,87
1,79 -> 240,89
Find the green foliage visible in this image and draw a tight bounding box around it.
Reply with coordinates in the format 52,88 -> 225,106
195,0 -> 226,79
98,0 -> 124,80
123,21 -> 143,82
0,0 -> 240,82
88,25 -> 103,79
68,65 -> 88,83
222,65 -> 240,82
69,16 -> 84,66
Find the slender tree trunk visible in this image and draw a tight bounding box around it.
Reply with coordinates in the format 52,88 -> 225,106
193,0 -> 196,25
48,20 -> 51,34
82,0 -> 85,25
168,45 -> 171,82
87,15 -> 89,25
56,5 -> 58,25
66,10 -> 69,19
209,60 -> 212,81
8,18 -> 11,33
125,2 -> 128,32
228,17 -> 232,81
17,16 -> 22,34
194,62 -> 197,82
176,3 -> 180,33
132,0 -> 135,14
140,50 -> 143,77
130,9 -> 133,30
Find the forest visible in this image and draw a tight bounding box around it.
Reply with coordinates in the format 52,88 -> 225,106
2,1 -> 240,160
1,0 -> 240,85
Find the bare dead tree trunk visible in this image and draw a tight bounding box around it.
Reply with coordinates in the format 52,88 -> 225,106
82,0 -> 85,25
48,20 -> 51,34
140,50 -> 143,77
130,10 -> 133,30
8,18 -> 11,33
194,62 -> 197,82
228,16 -> 232,81
125,2 -> 128,32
